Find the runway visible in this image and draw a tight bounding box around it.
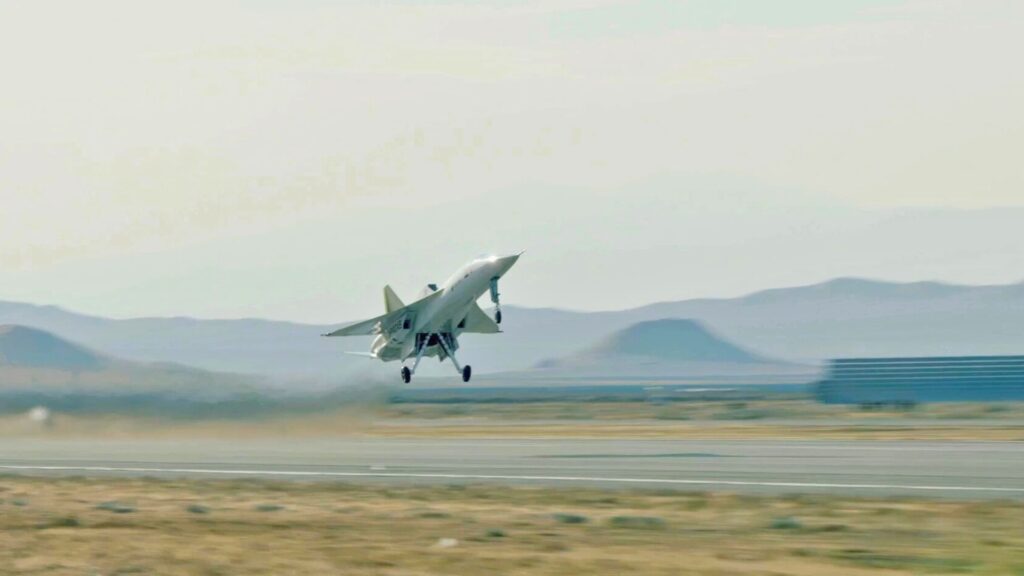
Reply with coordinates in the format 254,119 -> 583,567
1,438 -> 1022,499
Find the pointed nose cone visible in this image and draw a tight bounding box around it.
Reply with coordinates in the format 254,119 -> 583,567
494,251 -> 522,274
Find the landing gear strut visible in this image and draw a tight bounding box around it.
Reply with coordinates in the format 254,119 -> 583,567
490,277 -> 502,324
400,334 -> 430,384
436,332 -> 471,383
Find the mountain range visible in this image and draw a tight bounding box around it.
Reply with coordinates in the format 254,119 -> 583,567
2,277 -> 1023,385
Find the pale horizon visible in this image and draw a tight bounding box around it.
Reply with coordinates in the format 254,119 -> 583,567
1,1 -> 1021,322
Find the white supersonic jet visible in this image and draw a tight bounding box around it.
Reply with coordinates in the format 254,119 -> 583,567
324,253 -> 522,383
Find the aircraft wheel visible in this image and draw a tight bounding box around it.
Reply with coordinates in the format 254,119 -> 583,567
401,366 -> 411,384
495,310 -> 502,324
462,365 -> 472,383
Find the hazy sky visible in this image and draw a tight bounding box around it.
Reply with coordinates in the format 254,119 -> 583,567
0,0 -> 1021,322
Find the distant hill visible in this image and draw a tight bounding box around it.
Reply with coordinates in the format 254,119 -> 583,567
521,319 -> 814,382
0,301 -> 354,384
3,277 -> 1024,382
0,325 -> 396,417
0,325 -> 107,370
578,319 -> 764,364
0,325 -> 260,401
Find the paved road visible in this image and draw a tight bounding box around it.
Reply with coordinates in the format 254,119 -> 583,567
1,438 -> 1022,499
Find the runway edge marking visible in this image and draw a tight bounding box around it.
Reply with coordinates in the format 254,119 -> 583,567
1,464 -> 1022,494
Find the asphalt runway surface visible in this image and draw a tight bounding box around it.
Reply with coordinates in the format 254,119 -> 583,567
1,438 -> 1022,499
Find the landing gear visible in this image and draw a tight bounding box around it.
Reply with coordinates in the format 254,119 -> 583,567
401,335 -> 430,383
435,332 -> 472,383
490,277 -> 503,324
404,332 -> 473,383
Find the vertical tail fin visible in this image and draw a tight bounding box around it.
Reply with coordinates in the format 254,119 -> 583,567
384,285 -> 404,313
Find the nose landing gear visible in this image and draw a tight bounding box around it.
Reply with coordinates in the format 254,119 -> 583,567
462,365 -> 472,383
490,277 -> 503,324
401,366 -> 411,383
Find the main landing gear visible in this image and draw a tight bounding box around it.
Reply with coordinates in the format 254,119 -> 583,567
436,332 -> 471,383
400,333 -> 473,383
400,334 -> 430,384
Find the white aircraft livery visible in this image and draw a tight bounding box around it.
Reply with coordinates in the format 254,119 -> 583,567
324,253 -> 522,383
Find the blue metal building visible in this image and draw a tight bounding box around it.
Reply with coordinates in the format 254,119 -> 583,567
816,355 -> 1024,404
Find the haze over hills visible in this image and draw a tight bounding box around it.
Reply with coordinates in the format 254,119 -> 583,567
2,277 -> 1024,383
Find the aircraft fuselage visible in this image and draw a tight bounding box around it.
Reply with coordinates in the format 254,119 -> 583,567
370,254 -> 519,362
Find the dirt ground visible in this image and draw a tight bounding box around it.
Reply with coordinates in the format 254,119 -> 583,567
1,476 -> 1022,575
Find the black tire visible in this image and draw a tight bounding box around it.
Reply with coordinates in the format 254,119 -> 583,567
401,366 -> 411,384
462,365 -> 472,383
495,310 -> 502,324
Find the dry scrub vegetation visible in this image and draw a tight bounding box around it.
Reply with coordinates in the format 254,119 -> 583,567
1,476 -> 1023,575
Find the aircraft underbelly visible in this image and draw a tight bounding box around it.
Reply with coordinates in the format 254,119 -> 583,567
419,290 -> 477,334
380,278 -> 487,361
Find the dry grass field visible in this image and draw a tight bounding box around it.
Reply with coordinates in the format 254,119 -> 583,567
2,476 -> 1023,575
